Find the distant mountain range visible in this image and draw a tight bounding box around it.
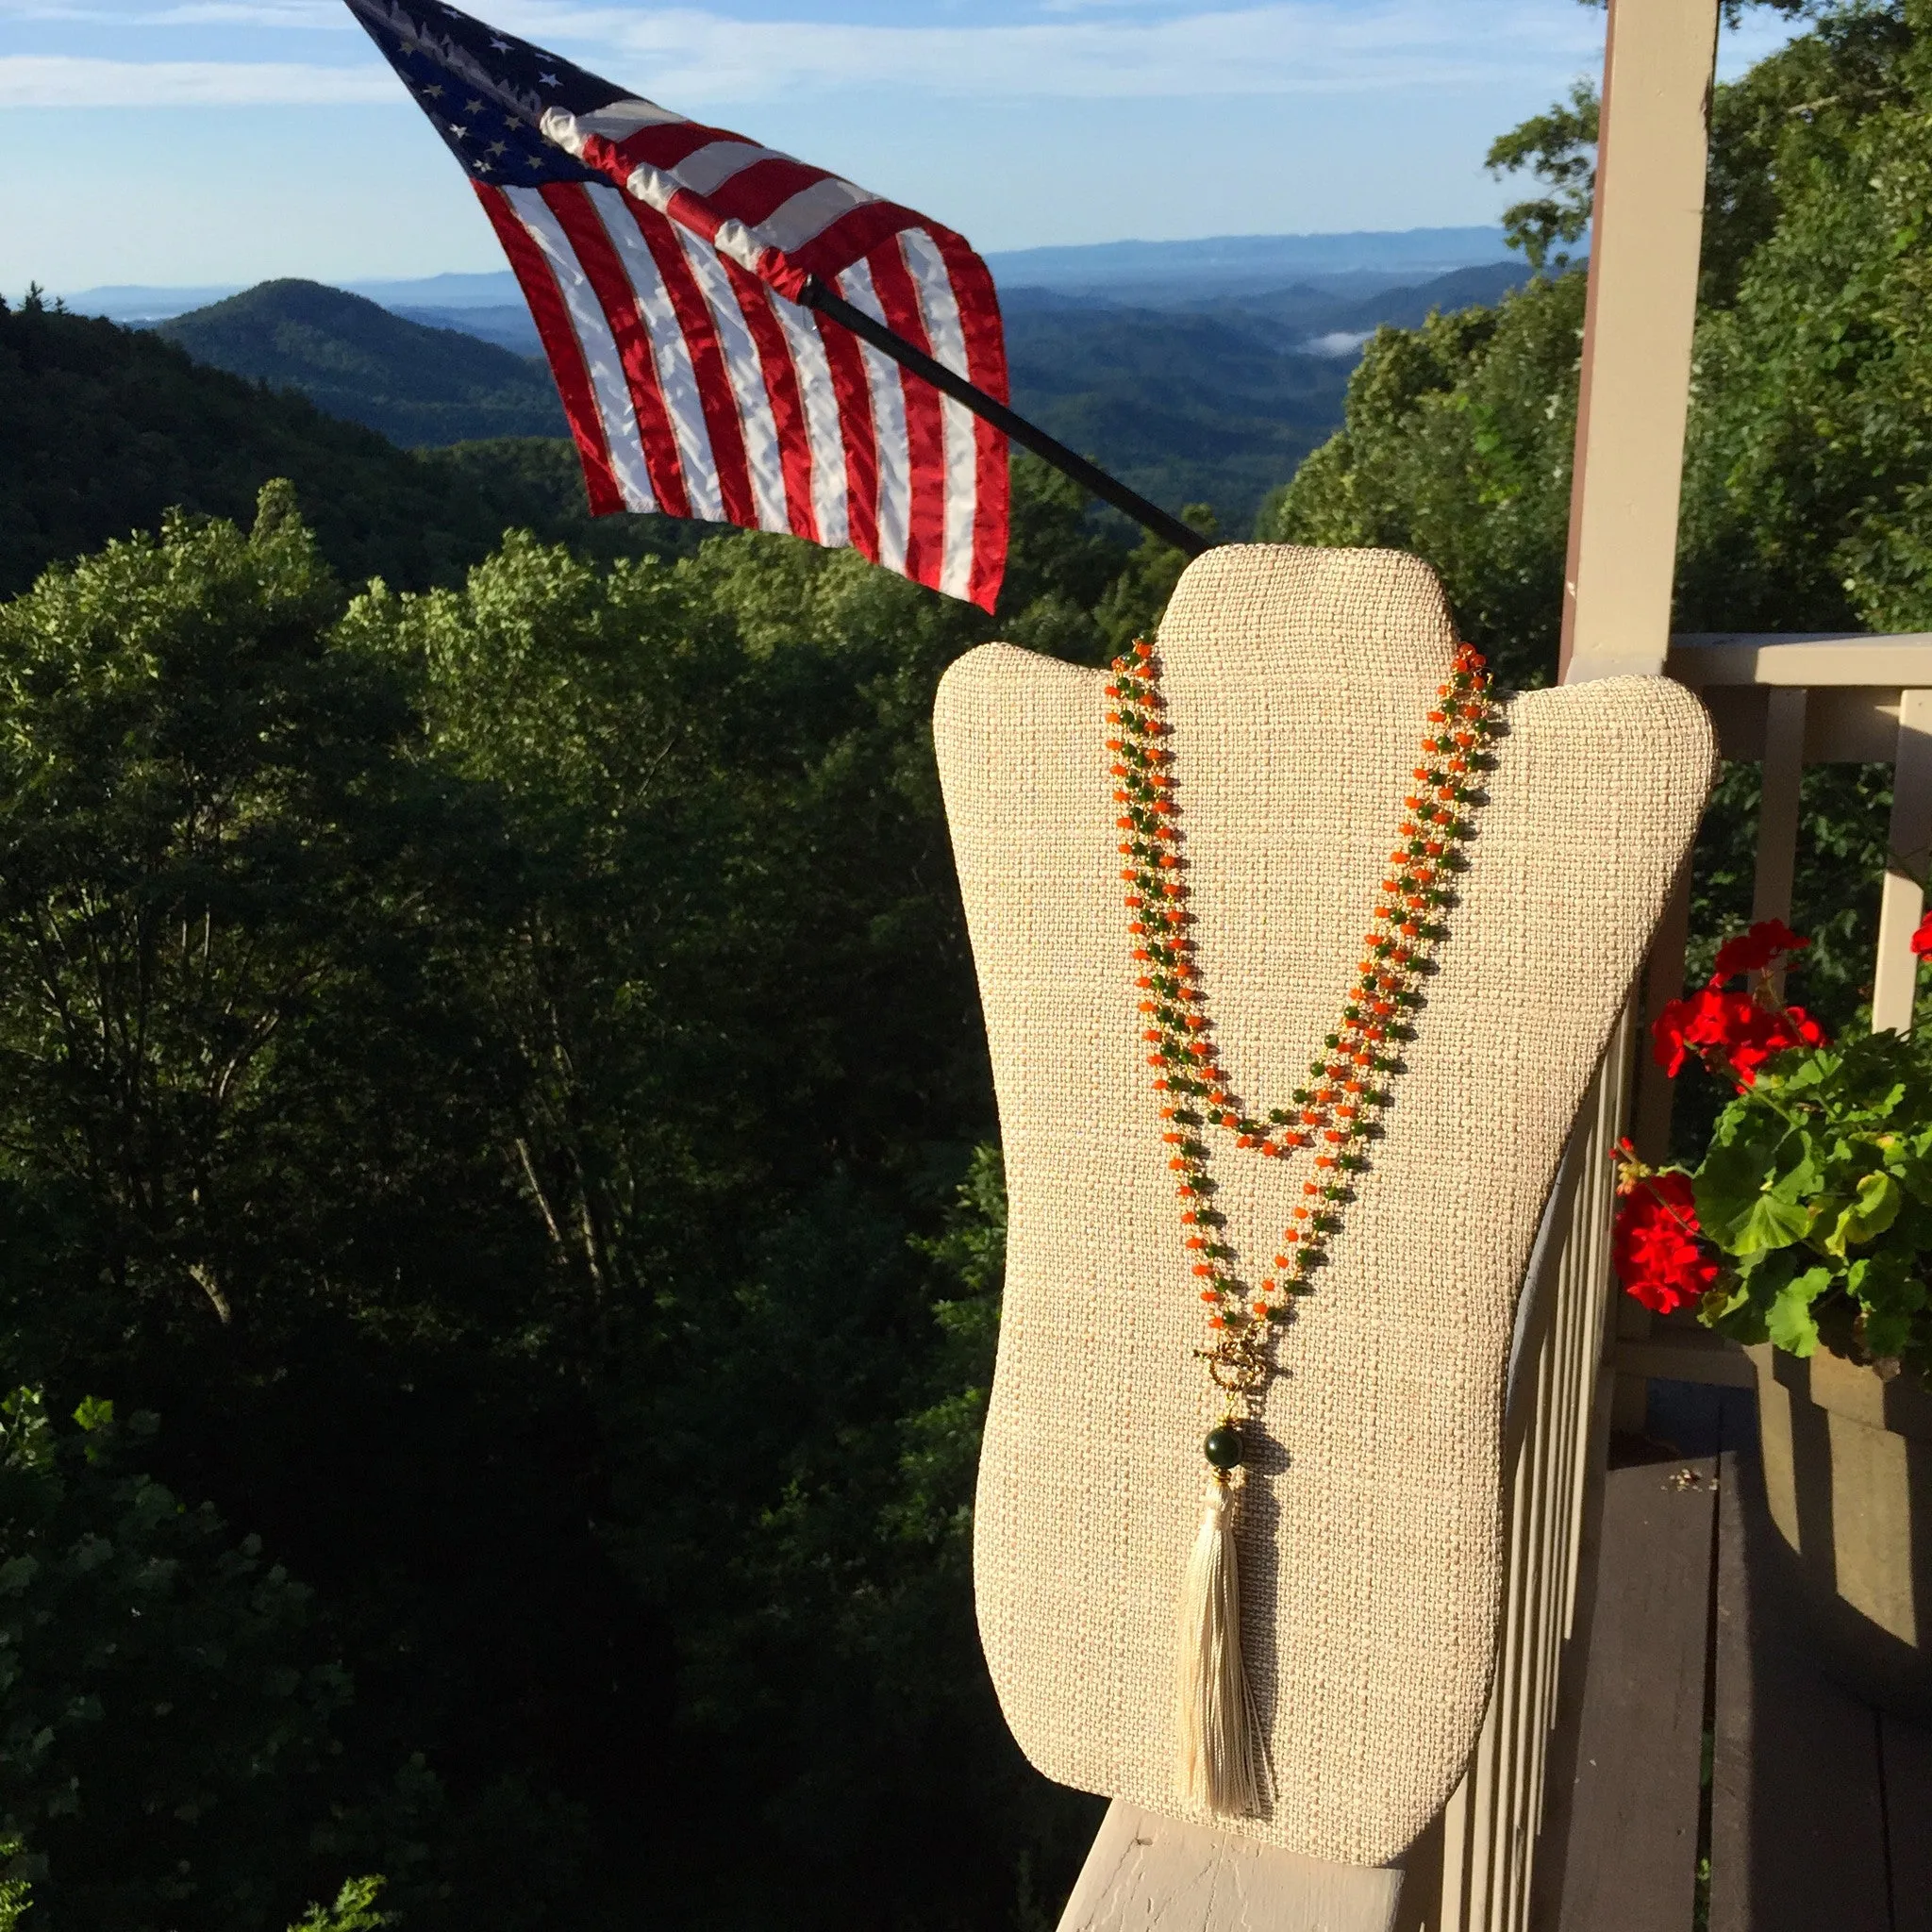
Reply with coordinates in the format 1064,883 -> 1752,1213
129,248 -> 1535,528
997,260 -> 1530,519
58,225 -> 1515,322
985,225 -> 1513,301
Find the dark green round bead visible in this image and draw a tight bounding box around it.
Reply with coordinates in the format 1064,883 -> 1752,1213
1203,1424 -> 1243,1471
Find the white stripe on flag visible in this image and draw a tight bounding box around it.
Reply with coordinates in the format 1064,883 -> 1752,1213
671,224 -> 791,535
589,188 -> 726,524
769,292 -> 850,551
672,138 -> 792,197
573,99 -> 689,139
835,258 -> 911,578
753,175 -> 881,255
504,187 -> 656,514
897,228 -> 980,605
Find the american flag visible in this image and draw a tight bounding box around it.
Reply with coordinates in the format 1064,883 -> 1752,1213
346,0 -> 1009,610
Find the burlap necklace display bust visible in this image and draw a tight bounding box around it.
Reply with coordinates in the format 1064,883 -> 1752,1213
933,544 -> 1715,1867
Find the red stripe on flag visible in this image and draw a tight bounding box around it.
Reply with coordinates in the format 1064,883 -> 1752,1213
605,121 -> 734,173
786,202 -> 934,289
475,183 -> 625,516
722,259 -> 821,543
931,225 -> 1009,612
633,208 -> 760,531
541,185 -> 692,520
674,156 -> 843,232
864,240 -> 948,594
814,313 -> 880,566
594,138 -> 842,240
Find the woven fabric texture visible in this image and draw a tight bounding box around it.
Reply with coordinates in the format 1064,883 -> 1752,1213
934,544 -> 1715,1867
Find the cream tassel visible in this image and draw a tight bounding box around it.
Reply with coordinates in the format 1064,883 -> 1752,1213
1174,1476 -> 1261,1816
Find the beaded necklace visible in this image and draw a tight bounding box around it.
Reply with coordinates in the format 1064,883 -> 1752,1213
1104,635 -> 1499,1816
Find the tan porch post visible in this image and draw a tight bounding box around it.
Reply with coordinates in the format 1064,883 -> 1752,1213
1557,0 -> 1720,1436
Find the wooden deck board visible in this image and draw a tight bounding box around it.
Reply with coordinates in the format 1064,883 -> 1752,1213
1706,1418 -> 1890,1932
1538,1380 -> 1932,1932
1548,1448 -> 1716,1932
1700,1406 -> 1893,1932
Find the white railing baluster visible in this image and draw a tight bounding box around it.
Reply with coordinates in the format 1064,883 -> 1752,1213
1424,992 -> 1633,1931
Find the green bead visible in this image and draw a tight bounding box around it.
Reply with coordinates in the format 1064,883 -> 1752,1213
1204,1424 -> 1243,1471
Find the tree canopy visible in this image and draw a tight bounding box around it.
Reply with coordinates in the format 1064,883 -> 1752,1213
0,461 -> 1205,1926
1262,0 -> 1924,1050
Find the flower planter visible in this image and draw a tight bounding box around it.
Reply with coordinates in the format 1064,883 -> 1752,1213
1748,1341 -> 1932,1717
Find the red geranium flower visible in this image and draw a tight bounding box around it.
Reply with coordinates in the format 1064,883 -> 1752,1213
1652,992 -> 1704,1078
1724,996 -> 1824,1086
1655,922 -> 1830,1087
1912,909 -> 1932,959
1710,917 -> 1810,984
1611,1170 -> 1719,1315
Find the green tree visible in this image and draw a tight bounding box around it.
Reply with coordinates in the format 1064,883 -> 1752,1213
1260,0 -> 1932,1073
0,481 -> 519,1347
286,1877 -> 391,1932
1257,273 -> 1586,690
0,1391 -> 350,1930
0,472 -> 1148,1927
0,488 -> 652,1929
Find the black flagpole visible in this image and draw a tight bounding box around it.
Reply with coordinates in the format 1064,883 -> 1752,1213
799,276 -> 1214,560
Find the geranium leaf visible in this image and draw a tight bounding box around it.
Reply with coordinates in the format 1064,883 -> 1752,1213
1769,1135 -> 1824,1202
1847,1253 -> 1926,1358
1826,1170 -> 1902,1256
1894,1139 -> 1932,1206
1777,1051 -> 1838,1096
1696,1127 -> 1790,1247
1730,1190 -> 1813,1256
1765,1265 -> 1835,1356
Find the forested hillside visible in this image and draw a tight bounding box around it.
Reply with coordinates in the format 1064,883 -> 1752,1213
158,282 -> 566,446
143,262 -> 1527,534
0,475 -> 1148,1932
0,299 -> 1176,1924
0,292 -> 699,601
0,3 -> 1925,1926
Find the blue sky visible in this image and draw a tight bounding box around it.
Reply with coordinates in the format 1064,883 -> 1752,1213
1,0 -> 1800,292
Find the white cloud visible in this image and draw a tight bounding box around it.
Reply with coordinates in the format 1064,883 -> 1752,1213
0,0 -> 1607,110
490,2 -> 1605,104
0,0 -> 343,18
1302,327 -> 1372,358
0,53 -> 391,102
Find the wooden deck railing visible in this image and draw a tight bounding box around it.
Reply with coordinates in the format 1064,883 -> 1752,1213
1411,1013 -> 1633,1930
1409,635 -> 1932,1931
1614,635 -> 1932,1408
